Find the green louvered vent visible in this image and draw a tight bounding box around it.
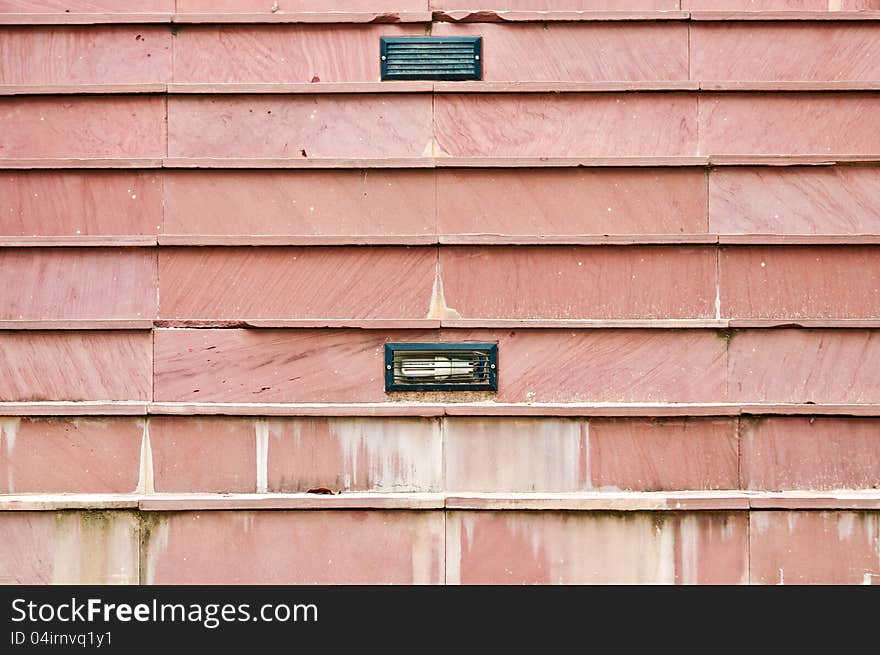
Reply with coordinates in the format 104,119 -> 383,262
380,37 -> 482,81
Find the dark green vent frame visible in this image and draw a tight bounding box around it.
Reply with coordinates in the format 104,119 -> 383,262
384,342 -> 497,392
380,36 -> 482,81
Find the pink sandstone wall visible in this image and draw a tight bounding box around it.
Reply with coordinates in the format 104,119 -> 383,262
1,1 -> 879,584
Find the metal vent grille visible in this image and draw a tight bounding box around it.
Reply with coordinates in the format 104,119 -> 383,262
384,342 -> 497,392
380,37 -> 482,81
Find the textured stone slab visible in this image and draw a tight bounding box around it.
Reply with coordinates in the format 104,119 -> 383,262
444,417 -> 738,493
158,247 -> 435,321
589,418 -> 739,491
0,171 -> 161,239
728,329 -> 880,403
446,511 -> 748,584
167,95 -> 432,160
438,168 -> 707,238
0,331 -> 151,401
434,93 -> 698,158
750,511 -> 880,584
742,417 -> 880,491
721,246 -> 880,319
143,510 -> 444,584
0,248 -> 156,321
0,26 -> 170,86
440,245 -> 716,320
164,169 -> 434,239
267,417 -> 442,493
154,328 -> 727,404
174,24 -> 421,84
0,96 -> 165,160
692,24 -> 880,83
432,22 -> 687,83
700,93 -> 880,156
0,511 -> 139,584
0,417 -> 142,494
149,417 -> 256,493
710,166 -> 880,236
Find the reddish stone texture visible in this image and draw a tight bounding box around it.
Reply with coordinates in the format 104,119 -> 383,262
447,511 -> 748,584
150,417 -> 256,493
434,93 -> 698,158
0,0 -> 173,12
153,328 -> 726,403
750,511 -> 880,585
444,417 -> 591,492
440,246 -> 717,320
173,24 -> 421,84
163,170 -> 434,239
671,513 -> 749,584
0,417 -> 142,493
728,330 -> 880,404
683,0 -> 879,9
709,167 -> 880,236
432,22 -> 687,82
720,246 -> 880,319
158,247 -> 436,321
692,24 -> 880,83
0,26 -> 171,86
700,93 -> 880,156
0,96 -> 165,160
438,169 -> 708,238
445,418 -> 736,493
167,95 -> 432,160
0,248 -> 156,321
434,0 -> 678,9
742,417 -> 880,491
589,418 -> 739,491
0,511 -> 139,584
177,0 -> 429,12
266,417 -> 442,492
144,510 -> 444,584
0,171 -> 161,239
0,331 -> 151,401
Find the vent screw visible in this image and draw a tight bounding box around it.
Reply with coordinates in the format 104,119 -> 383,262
490,363 -> 496,369
386,364 -> 392,370
475,55 -> 480,60
381,55 -> 387,61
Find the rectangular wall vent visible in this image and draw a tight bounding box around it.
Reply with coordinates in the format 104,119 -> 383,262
380,36 -> 482,81
384,342 -> 497,392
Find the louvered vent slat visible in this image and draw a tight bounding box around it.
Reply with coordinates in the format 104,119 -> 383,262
380,37 -> 482,81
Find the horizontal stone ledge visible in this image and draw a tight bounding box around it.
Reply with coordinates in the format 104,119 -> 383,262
446,491 -> 751,511
153,319 -> 443,329
3,9 -> 879,26
434,10 -> 690,22
139,492 -> 445,511
0,320 -> 154,330
0,236 -> 158,247
0,402 -> 148,416
147,402 -> 448,417
158,234 -> 440,246
0,11 -> 431,25
9,82 -> 880,96
688,11 -> 880,21
2,491 -> 878,512
6,156 -> 880,170
4,401 -> 876,418
7,234 -> 880,247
